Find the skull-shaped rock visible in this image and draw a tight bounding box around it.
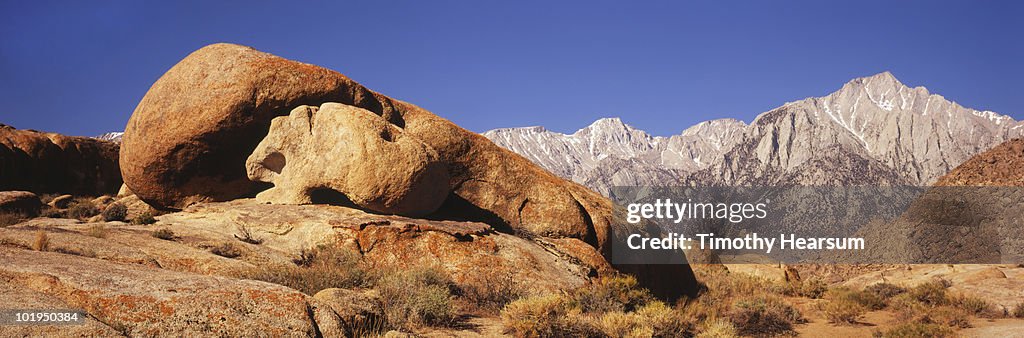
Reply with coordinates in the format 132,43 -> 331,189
246,103 -> 450,216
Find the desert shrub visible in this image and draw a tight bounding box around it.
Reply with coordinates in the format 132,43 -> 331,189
151,228 -> 175,240
242,245 -> 366,295
950,293 -> 1000,318
39,207 -> 64,218
348,315 -> 386,338
209,242 -> 241,258
458,266 -> 522,314
821,297 -> 866,325
568,274 -> 653,314
66,201 -> 99,220
631,301 -> 692,337
865,282 -> 906,300
696,317 -> 739,338
0,212 -> 26,227
375,267 -> 456,329
85,224 -> 110,238
131,212 -> 157,225
1014,303 -> 1024,318
878,323 -> 954,338
32,230 -> 49,251
101,203 -> 127,222
908,281 -> 949,306
780,277 -> 829,299
500,294 -> 596,337
924,306 -> 972,328
827,287 -> 885,311
892,294 -> 972,329
591,301 -> 693,338
682,266 -> 789,323
233,224 -> 263,245
729,295 -> 803,336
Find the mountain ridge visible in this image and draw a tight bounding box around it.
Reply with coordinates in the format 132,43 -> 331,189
485,72 -> 1022,192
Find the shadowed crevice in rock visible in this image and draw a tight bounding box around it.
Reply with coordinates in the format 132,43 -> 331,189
425,193 -> 517,235
308,188 -> 359,209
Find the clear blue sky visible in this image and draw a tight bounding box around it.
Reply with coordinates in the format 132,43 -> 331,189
1,1 -> 1021,137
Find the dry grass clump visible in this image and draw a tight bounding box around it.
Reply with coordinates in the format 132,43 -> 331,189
888,281 -> 976,330
500,275 -> 693,337
242,244 -> 367,296
1014,303 -> 1024,318
864,282 -> 906,300
0,212 -> 27,227
375,267 -> 457,329
877,322 -> 954,338
209,242 -> 242,258
32,230 -> 49,251
101,203 -> 128,222
85,224 -> 110,238
949,293 -> 1002,318
820,293 -> 866,325
501,294 -> 595,337
458,265 -> 522,315
151,228 -> 175,240
694,317 -> 739,338
680,267 -> 809,336
907,280 -> 949,306
781,277 -> 829,299
729,295 -> 804,336
66,199 -> 100,220
131,212 -> 157,225
233,224 -> 263,245
567,273 -> 653,314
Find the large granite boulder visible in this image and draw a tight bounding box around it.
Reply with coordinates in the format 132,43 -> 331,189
0,124 -> 121,195
247,103 -> 449,217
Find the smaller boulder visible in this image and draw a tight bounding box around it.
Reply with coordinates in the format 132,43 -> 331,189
0,191 -> 41,216
117,184 -> 132,197
247,103 -> 451,217
47,194 -> 74,209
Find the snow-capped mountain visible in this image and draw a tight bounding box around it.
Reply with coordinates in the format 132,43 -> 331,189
483,117 -> 745,195
94,132 -> 123,143
485,72 -> 1023,192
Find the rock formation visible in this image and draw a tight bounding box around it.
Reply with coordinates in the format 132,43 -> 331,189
0,124 -> 121,195
247,103 -> 450,217
120,43 -> 698,300
935,138 -> 1024,186
0,191 -> 41,216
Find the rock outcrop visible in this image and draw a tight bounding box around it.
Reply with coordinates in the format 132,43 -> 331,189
935,138 -> 1024,186
0,191 -> 41,216
0,248 -> 346,337
0,124 -> 121,195
121,43 -> 698,300
247,103 -> 450,217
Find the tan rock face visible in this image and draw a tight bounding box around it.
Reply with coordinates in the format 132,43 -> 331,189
936,138 -> 1024,186
247,103 -> 450,217
121,43 -> 386,210
0,248 -> 346,337
0,191 -> 41,216
0,124 -> 121,196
